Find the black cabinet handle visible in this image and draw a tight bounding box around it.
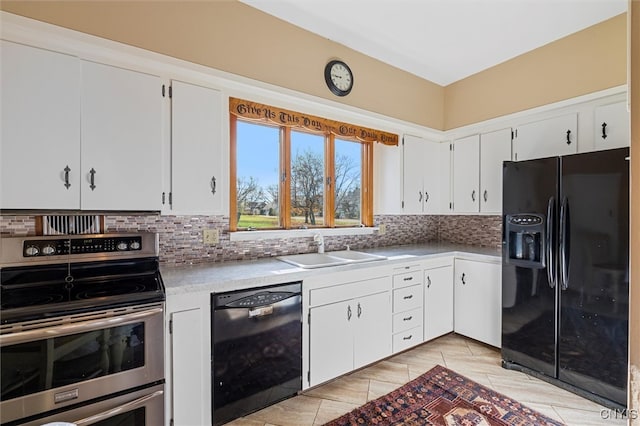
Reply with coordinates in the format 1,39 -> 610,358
210,176 -> 217,196
89,168 -> 96,191
347,305 -> 352,321
461,273 -> 466,285
403,294 -> 413,300
403,335 -> 413,340
418,191 -> 423,202
471,190 -> 476,202
403,316 -> 413,321
425,191 -> 429,203
403,276 -> 413,281
63,165 -> 71,189
427,276 -> 431,288
566,130 -> 572,145
601,122 -> 608,139
483,190 -> 488,202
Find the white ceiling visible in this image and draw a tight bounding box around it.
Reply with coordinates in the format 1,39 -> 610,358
240,0 -> 628,86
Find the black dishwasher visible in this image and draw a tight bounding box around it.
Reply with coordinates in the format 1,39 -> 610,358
212,281 -> 302,425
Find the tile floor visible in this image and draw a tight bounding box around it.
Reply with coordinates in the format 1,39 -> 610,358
226,333 -> 626,426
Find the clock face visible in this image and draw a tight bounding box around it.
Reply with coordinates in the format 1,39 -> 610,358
325,60 -> 353,96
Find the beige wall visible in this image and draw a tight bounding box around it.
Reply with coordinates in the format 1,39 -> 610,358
629,0 -> 639,420
0,0 -> 444,130
0,2 -> 627,132
444,14 -> 627,130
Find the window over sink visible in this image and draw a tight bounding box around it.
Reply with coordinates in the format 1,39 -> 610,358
229,98 -> 398,231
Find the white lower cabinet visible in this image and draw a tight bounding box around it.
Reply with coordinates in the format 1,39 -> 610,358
309,291 -> 391,386
454,259 -> 501,347
309,282 -> 391,386
391,265 -> 425,353
170,308 -> 204,426
166,292 -> 211,426
424,265 -> 454,341
353,292 -> 394,367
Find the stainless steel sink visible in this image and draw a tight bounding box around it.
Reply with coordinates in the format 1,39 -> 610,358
278,250 -> 386,269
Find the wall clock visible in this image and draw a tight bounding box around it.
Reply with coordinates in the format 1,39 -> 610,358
324,60 -> 353,96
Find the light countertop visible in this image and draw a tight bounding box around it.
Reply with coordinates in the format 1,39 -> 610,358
160,243 -> 501,295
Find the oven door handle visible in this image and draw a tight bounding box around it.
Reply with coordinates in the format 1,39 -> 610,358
0,306 -> 163,346
74,389 -> 164,425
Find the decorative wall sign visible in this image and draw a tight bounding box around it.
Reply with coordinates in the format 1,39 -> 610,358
229,97 -> 398,146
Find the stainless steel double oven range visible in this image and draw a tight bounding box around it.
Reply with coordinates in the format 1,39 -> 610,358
0,233 -> 165,426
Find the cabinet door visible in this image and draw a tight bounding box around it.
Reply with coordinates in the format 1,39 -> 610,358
423,140 -> 443,214
402,135 -> 426,213
171,80 -> 224,214
353,291 -> 392,369
514,114 -> 577,161
1,41 -> 81,209
452,134 -> 480,213
480,128 -> 512,213
439,142 -> 452,213
594,102 -> 629,150
374,142 -> 402,214
454,260 -> 501,347
81,60 -> 163,211
424,265 -> 453,341
171,308 -> 205,426
309,301 -> 353,386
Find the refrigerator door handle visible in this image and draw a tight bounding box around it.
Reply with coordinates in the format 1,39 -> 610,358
559,197 -> 570,290
546,197 -> 556,288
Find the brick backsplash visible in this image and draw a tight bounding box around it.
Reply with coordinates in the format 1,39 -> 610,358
0,214 -> 500,265
0,216 -> 37,236
436,215 -> 502,249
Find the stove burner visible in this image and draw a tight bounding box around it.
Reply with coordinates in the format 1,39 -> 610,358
76,282 -> 148,300
1,292 -> 65,310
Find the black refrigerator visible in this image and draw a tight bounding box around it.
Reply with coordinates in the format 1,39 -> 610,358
501,147 -> 629,408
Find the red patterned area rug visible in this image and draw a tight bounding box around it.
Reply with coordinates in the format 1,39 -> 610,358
324,365 -> 564,426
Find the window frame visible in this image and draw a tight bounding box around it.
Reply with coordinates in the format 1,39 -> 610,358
230,115 -> 373,232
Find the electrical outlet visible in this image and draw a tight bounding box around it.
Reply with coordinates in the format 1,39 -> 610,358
203,229 -> 219,245
378,224 -> 386,235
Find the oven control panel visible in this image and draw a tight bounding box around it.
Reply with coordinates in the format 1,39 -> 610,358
23,236 -> 143,257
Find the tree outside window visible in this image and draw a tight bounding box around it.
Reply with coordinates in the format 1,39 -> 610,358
232,119 -> 367,230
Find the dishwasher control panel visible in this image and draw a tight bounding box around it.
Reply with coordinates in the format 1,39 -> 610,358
226,291 -> 293,308
213,281 -> 302,309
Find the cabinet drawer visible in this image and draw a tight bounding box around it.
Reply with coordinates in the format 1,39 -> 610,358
393,271 -> 422,289
393,284 -> 423,312
393,326 -> 423,352
309,276 -> 389,307
392,307 -> 423,333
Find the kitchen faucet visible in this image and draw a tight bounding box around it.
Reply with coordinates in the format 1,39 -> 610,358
313,233 -> 325,253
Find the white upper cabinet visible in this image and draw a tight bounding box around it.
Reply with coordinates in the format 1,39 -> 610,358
169,80 -> 224,214
0,41 -> 163,211
594,101 -> 629,150
452,134 -> 480,213
402,135 -> 446,214
374,141 -> 402,214
81,60 -> 163,211
479,128 -> 512,213
1,41 -> 81,210
513,113 -> 577,161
